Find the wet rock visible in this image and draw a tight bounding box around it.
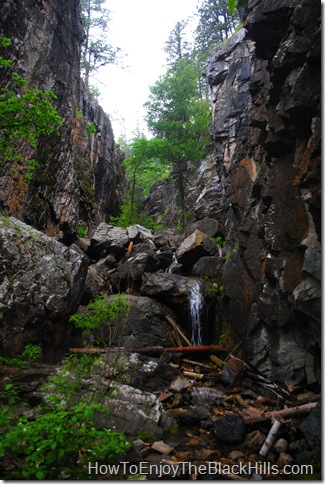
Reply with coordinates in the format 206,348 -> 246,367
191,387 -> 224,406
169,375 -> 191,392
95,382 -> 164,438
221,358 -> 246,386
192,256 -> 223,277
213,414 -> 246,444
140,272 -> 204,324
176,230 -> 218,268
153,229 -> 181,248
183,218 -> 219,239
112,251 -> 161,292
0,217 -> 88,361
81,259 -> 114,303
89,223 -> 129,258
178,406 -> 209,426
299,403 -> 321,448
276,452 -> 294,468
107,295 -> 175,348
0,0 -> 126,235
126,224 -> 154,242
273,438 -> 288,454
151,441 -> 174,455
122,353 -> 179,393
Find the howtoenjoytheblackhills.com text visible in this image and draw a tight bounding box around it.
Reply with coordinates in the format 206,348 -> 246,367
88,460 -> 314,479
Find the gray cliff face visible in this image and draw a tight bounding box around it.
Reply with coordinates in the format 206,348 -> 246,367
0,0 -> 126,239
202,0 -> 321,384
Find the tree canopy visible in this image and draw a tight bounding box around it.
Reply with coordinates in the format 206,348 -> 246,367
81,0 -> 121,88
144,58 -> 210,227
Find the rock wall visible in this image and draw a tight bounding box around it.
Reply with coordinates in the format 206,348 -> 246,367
200,0 -> 320,385
0,0 -> 126,240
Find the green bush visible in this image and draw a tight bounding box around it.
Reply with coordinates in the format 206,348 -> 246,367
0,38 -> 62,181
0,354 -> 129,479
70,294 -> 128,347
0,344 -> 42,367
110,199 -> 163,230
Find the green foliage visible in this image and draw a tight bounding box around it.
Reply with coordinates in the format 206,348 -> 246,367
0,354 -> 129,479
70,294 -> 128,347
164,20 -> 192,66
195,0 -> 240,56
215,235 -> 226,248
86,84 -> 101,98
81,0 -> 121,87
21,344 -> 42,362
0,344 -> 42,367
75,106 -> 83,117
145,58 -> 211,227
110,198 -> 163,230
228,0 -> 248,15
0,38 -> 62,180
77,221 -> 88,237
86,121 -> 97,134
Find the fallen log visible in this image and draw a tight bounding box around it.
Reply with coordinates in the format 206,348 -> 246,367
244,401 -> 318,425
70,345 -> 225,356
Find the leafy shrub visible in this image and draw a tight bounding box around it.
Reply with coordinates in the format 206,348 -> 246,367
0,344 -> 42,367
0,38 -> 62,180
110,199 -> 163,230
86,122 -> 97,134
70,294 -> 128,346
0,354 -> 129,479
76,221 -> 88,237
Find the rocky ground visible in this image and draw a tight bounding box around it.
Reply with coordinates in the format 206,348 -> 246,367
1,345 -> 321,481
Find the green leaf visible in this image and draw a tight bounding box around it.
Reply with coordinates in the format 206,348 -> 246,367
228,0 -> 237,14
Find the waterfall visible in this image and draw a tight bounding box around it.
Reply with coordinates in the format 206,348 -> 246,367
189,281 -> 203,346
166,252 -> 178,273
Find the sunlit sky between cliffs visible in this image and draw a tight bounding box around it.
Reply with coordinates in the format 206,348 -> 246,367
94,0 -> 199,141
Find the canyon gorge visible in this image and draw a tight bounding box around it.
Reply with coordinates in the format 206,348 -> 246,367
0,0 -> 321,479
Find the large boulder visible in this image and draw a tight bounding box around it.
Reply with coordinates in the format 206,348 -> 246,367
111,251 -> 173,293
0,217 -> 88,361
176,230 -> 218,268
97,382 -> 164,437
107,294 -> 177,348
89,223 -> 130,258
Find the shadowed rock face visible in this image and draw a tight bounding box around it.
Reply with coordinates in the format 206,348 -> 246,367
0,0 -> 126,239
203,0 -> 321,384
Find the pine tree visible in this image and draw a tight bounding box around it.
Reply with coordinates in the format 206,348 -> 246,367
81,0 -> 120,87
145,59 -> 210,228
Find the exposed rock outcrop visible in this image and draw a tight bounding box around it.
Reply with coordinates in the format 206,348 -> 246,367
203,0 -> 321,385
0,0 -> 126,239
0,216 -> 88,361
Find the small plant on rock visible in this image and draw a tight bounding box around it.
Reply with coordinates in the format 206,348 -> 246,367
0,354 -> 129,479
70,294 -> 128,347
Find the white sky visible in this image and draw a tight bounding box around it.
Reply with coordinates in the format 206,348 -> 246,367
94,0 -> 199,141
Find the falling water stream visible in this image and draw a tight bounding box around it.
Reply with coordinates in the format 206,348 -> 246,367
189,281 -> 203,346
